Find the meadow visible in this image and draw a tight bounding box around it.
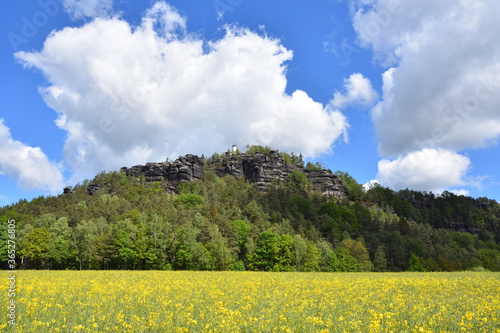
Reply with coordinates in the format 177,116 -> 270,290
1,271 -> 499,332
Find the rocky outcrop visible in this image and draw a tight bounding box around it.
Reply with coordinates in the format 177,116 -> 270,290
121,151 -> 348,199
304,169 -> 348,198
122,154 -> 204,188
63,187 -> 74,194
87,184 -> 104,196
212,151 -> 297,192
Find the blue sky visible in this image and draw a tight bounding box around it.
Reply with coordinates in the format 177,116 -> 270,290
1,0 -> 500,206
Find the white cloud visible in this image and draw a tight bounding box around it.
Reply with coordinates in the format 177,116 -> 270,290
350,0 -> 500,193
0,120 -> 64,194
62,0 -> 113,20
376,149 -> 470,193
331,73 -> 379,108
362,179 -> 379,192
143,2 -> 186,40
16,2 -> 349,182
449,189 -> 469,197
352,0 -> 500,157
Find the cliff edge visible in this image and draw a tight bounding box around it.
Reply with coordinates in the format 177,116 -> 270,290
120,150 -> 348,199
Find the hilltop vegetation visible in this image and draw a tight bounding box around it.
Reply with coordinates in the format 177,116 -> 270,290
1,146 -> 499,272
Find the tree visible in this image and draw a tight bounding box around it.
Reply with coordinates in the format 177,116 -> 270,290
48,217 -> 74,269
373,246 -> 388,272
280,218 -> 293,235
19,227 -> 51,268
288,170 -> 311,192
73,220 -> 98,270
207,224 -> 232,270
176,194 -> 204,209
276,234 -> 295,271
303,241 -> 320,272
250,231 -> 281,271
173,221 -> 212,270
114,218 -> 138,269
316,241 -> 340,272
339,238 -> 370,269
334,171 -> 364,201
292,234 -> 307,271
334,247 -> 359,272
407,254 -> 427,272
232,219 -> 251,260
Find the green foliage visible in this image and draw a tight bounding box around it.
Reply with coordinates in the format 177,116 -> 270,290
407,254 -> 427,272
231,220 -> 250,248
334,247 -> 360,272
335,171 -> 364,201
305,162 -> 324,171
176,193 -> 204,209
245,145 -> 272,155
0,148 -> 499,272
288,170 -> 311,192
303,241 -> 320,272
250,231 -> 281,271
338,238 -> 371,270
19,227 -> 52,268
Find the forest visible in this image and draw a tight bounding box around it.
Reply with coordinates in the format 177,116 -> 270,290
1,147 -> 499,272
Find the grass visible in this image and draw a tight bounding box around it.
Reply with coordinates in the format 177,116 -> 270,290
1,271 -> 500,332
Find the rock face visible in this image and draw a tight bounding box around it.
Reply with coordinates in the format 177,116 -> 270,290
121,154 -> 204,189
63,187 -> 74,194
87,184 -> 104,196
121,151 -> 348,199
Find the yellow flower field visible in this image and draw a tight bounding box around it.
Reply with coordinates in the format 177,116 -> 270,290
1,271 -> 499,332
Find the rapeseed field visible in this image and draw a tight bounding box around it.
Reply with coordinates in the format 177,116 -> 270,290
1,271 -> 499,332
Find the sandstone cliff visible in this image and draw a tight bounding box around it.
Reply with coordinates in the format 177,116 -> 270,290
119,151 -> 348,199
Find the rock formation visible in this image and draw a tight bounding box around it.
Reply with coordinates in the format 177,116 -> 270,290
87,183 -> 104,196
120,151 -> 348,199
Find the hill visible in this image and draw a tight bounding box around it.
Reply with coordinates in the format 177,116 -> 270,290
1,146 -> 499,272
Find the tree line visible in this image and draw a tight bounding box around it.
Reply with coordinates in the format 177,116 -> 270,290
1,150 -> 499,272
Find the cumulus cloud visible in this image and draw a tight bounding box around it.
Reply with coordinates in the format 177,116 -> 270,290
350,0 -> 500,192
331,73 -> 379,108
62,0 -> 113,20
353,0 -> 500,157
376,149 -> 470,193
16,2 -> 349,182
0,120 -> 64,194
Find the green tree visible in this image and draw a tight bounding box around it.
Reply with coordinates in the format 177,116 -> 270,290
303,241 -> 320,272
176,193 -> 204,209
407,254 -> 427,272
173,222 -> 212,270
316,241 -> 340,272
288,170 -> 311,192
73,220 -> 98,270
232,219 -> 251,260
19,227 -> 51,268
373,246 -> 388,272
339,238 -> 371,269
207,224 -> 232,270
48,217 -> 74,269
114,218 -> 138,269
334,247 -> 360,272
276,234 -> 295,271
334,171 -> 364,201
250,231 -> 281,271
293,234 -> 307,271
